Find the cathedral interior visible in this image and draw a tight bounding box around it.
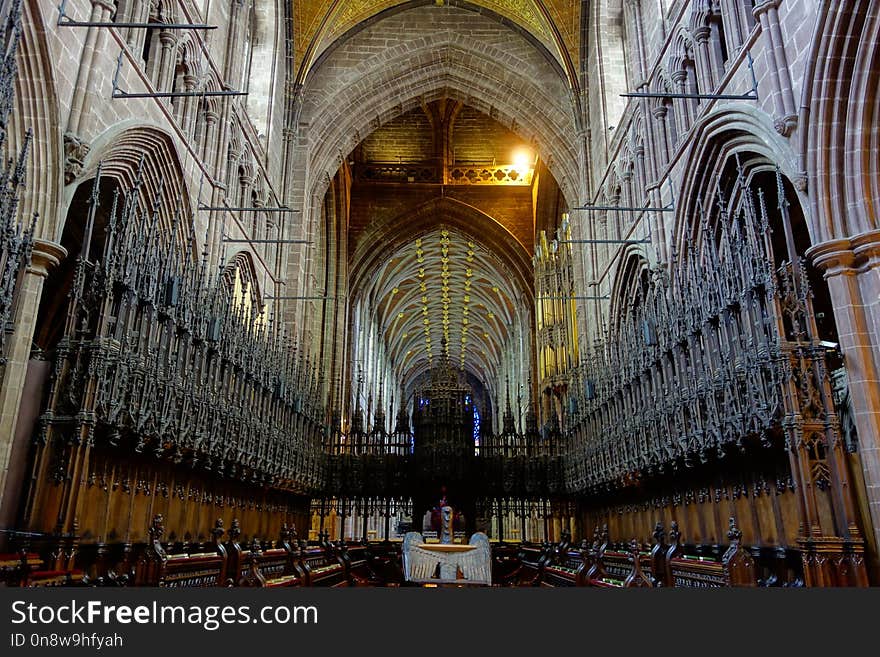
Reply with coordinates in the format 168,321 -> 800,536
1,0 -> 879,588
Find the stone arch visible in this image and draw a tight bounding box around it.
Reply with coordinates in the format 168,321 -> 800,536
223,249 -> 264,308
608,247 -> 650,329
348,200 -> 533,405
61,122 -> 193,241
802,0 -> 880,240
671,105 -> 803,256
668,106 -> 838,347
302,0 -> 579,94
298,7 -> 581,209
5,0 -> 64,241
349,196 -> 534,303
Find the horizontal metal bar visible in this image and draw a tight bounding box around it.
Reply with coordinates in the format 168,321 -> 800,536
59,18 -> 217,29
559,239 -> 651,244
58,2 -> 216,29
538,296 -> 610,300
221,239 -> 311,244
199,205 -> 300,213
572,205 -> 673,212
113,89 -> 247,98
621,91 -> 758,100
265,296 -> 346,300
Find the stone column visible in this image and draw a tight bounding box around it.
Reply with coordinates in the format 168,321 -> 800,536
179,74 -> 199,135
651,104 -> 671,171
691,26 -> 716,95
66,0 -> 115,137
810,230 -> 880,558
156,29 -> 179,98
754,0 -> 797,135
670,70 -> 690,143
0,239 -> 66,518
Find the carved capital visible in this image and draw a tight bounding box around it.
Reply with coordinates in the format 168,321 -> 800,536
670,70 -> 689,85
752,0 -> 780,19
159,31 -> 179,47
28,239 -> 67,278
807,239 -> 856,276
774,114 -> 798,137
809,230 -> 880,275
691,26 -> 711,44
92,0 -> 116,13
851,229 -> 880,266
63,132 -> 90,185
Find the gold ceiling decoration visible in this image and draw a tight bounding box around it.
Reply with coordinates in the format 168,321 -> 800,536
359,227 -> 522,388
543,0 -> 581,74
294,1 -> 580,84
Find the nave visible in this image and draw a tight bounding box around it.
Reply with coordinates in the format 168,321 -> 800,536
1,0 -> 879,588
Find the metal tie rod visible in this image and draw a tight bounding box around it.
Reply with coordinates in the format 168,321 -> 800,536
199,205 -> 300,212
572,205 -> 673,212
57,1 -> 216,29
538,296 -> 610,300
265,296 -> 346,300
621,90 -> 757,100
221,239 -> 312,244
558,239 -> 651,244
114,88 -> 247,99
622,51 -> 759,102
112,52 -> 245,99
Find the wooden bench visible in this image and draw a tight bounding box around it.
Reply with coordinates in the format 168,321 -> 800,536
0,551 -> 44,586
1,529 -> 87,587
238,528 -> 303,588
365,541 -> 404,586
342,541 -> 378,586
491,543 -> 524,586
135,516 -> 227,587
513,542 -> 549,586
300,544 -> 347,587
665,518 -> 756,588
584,527 -> 652,588
541,545 -> 587,587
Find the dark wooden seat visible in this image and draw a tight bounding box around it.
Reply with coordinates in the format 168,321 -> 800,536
583,527 -> 652,588
514,543 -> 548,586
541,546 -> 587,587
135,516 -> 226,587
300,543 -> 347,587
0,551 -> 43,586
537,530 -> 585,587
342,541 -> 378,585
665,518 -> 756,588
238,525 -> 303,587
491,543 -> 524,586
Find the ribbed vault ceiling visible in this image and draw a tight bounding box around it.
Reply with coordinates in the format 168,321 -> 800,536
293,0 -> 581,88
359,227 -> 526,391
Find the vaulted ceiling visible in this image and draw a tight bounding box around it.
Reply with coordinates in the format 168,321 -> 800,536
357,227 -> 528,393
293,0 -> 582,88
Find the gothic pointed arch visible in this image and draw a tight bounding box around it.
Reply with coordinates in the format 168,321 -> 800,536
349,196 -> 533,300
802,0 -> 880,240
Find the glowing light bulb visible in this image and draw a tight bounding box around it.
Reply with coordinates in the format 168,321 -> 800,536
512,149 -> 533,175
